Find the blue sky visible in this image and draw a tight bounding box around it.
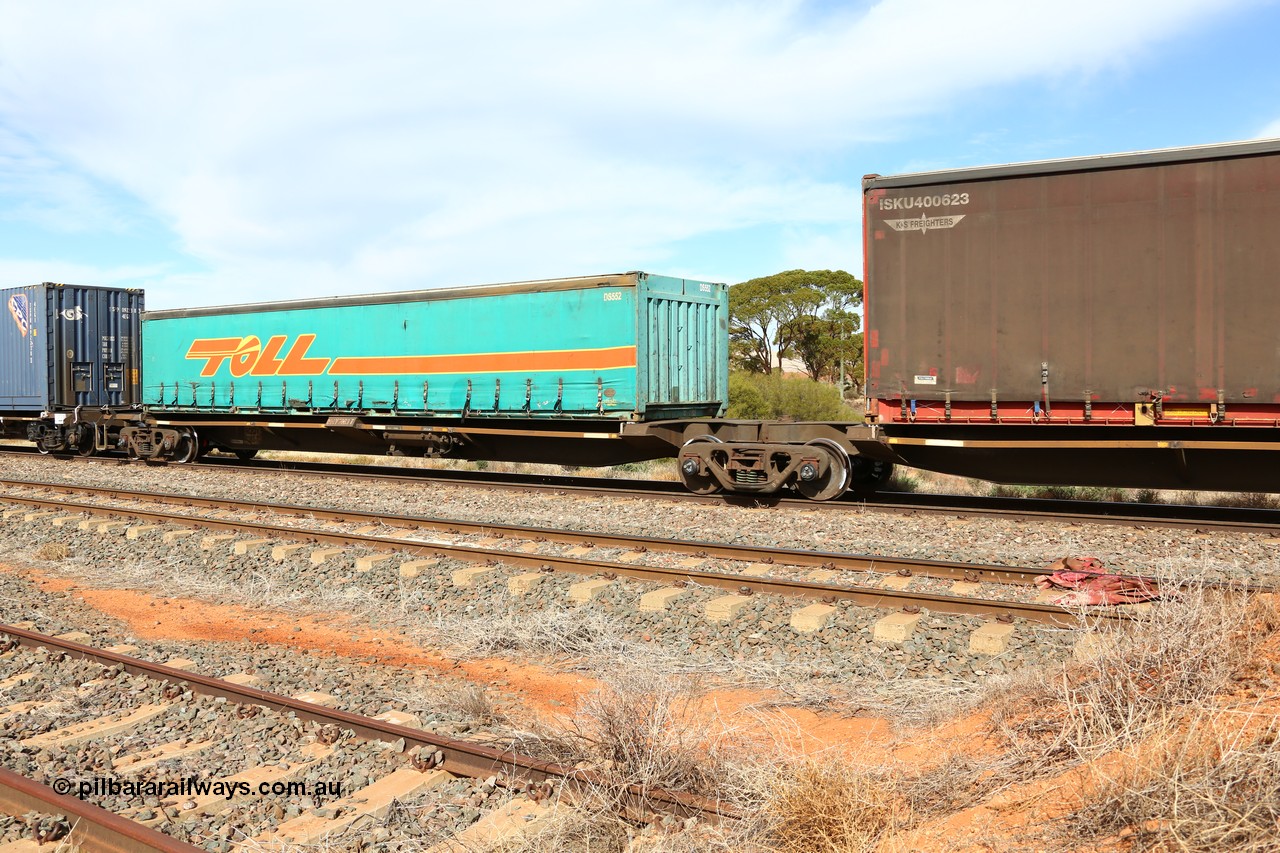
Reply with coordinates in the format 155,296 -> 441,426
0,0 -> 1276,309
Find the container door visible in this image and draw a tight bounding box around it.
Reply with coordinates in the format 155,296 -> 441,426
638,276 -> 728,418
46,284 -> 143,409
0,285 -> 47,410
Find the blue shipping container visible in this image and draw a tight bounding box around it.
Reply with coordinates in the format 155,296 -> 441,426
142,272 -> 728,420
0,283 -> 144,411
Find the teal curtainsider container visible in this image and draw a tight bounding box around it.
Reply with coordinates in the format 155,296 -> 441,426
142,272 -> 728,421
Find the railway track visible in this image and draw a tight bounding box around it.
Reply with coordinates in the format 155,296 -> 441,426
4,446 -> 1279,534
0,765 -> 200,853
0,622 -> 727,851
0,476 -> 1269,849
0,477 -> 1134,629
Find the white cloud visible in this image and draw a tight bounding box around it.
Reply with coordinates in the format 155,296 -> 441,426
1257,118 -> 1280,139
0,0 -> 1259,304
0,257 -> 169,290
779,225 -> 862,275
0,129 -> 136,234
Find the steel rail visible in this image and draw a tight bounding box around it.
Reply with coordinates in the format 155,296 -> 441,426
0,477 -> 1044,586
5,478 -> 1267,599
0,623 -> 732,821
195,463 -> 1280,533
0,490 -> 1105,626
0,766 -> 204,853
4,447 -> 1280,533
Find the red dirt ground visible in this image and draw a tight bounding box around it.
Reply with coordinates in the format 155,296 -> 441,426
2,562 -> 888,756
15,559 -> 1268,850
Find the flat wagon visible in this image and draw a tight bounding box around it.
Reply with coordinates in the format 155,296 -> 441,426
861,137 -> 1280,491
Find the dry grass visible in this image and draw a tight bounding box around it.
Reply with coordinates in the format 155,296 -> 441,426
419,602 -> 1009,729
1206,491 -> 1280,509
33,541 -> 72,561
1061,587 -> 1274,752
1070,711 -> 1280,852
418,608 -> 632,663
489,661 -> 1006,853
446,684 -> 504,725
757,759 -> 907,853
985,585 -> 1275,781
478,802 -> 634,853
954,588 -> 1280,850
1050,593 -> 1280,851
37,548 -> 396,624
894,467 -> 1280,508
509,667 -> 746,805
389,679 -> 507,731
483,665 -> 764,852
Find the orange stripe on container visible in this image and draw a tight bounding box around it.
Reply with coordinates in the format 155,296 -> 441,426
328,346 -> 637,376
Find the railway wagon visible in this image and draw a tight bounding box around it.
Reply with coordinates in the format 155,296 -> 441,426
861,137 -> 1280,492
0,283 -> 144,454
126,272 -> 731,465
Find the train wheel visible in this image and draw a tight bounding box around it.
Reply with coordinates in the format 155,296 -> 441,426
173,431 -> 200,464
234,449 -> 258,461
794,439 -> 850,501
76,426 -> 97,457
678,437 -> 722,495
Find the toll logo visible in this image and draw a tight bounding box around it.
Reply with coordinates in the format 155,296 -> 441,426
185,335 -> 330,377
8,294 -> 31,337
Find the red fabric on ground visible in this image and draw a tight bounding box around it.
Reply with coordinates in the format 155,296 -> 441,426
1033,556 -> 1160,605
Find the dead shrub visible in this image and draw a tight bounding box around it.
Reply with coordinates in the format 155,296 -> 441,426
569,669 -> 729,803
506,666 -> 750,815
487,665 -> 1003,852
760,758 -> 908,853
486,666 -> 768,852
477,800 -> 632,853
391,680 -> 507,731
446,684 -> 504,726
1052,594 -> 1280,849
33,541 -> 71,561
897,751 -> 996,817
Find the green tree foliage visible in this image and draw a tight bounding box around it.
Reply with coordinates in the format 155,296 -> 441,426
727,371 -> 771,419
726,371 -> 863,422
790,314 -> 863,391
728,269 -> 864,392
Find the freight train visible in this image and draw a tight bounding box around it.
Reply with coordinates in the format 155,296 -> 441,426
3,137 -> 1279,498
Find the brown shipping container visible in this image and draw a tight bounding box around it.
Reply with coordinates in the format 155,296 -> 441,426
863,139 -> 1280,423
